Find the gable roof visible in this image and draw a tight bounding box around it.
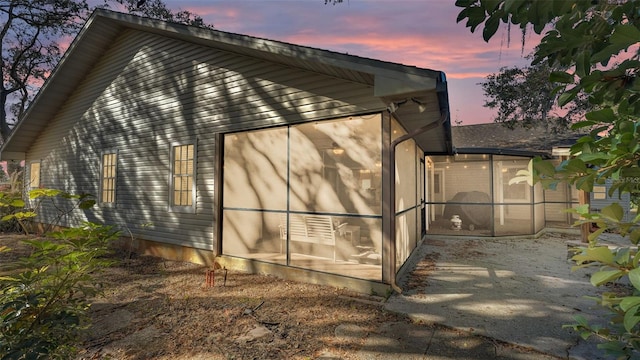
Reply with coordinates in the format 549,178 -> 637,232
1,9 -> 452,160
452,123 -> 584,157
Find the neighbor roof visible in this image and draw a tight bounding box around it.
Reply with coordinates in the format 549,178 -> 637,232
452,123 -> 585,157
1,9 -> 452,160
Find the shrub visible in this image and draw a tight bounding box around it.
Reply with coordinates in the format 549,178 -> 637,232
563,203 -> 640,358
0,188 -> 96,235
0,222 -> 120,360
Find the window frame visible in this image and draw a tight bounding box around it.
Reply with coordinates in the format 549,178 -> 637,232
100,150 -> 118,206
28,160 -> 41,190
26,160 -> 41,207
168,141 -> 197,213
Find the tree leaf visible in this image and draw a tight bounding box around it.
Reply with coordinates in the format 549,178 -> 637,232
593,24 -> 640,64
549,71 -> 574,83
571,120 -> 597,129
590,269 -> 625,286
573,246 -> 615,265
630,228 -> 640,246
481,0 -> 502,11
620,296 -> 640,312
624,306 -> 640,332
532,158 -> 557,177
558,90 -> 576,106
586,108 -> 616,123
600,203 -> 624,222
629,268 -> 640,291
503,0 -> 526,12
587,227 -> 606,244
483,14 -> 501,42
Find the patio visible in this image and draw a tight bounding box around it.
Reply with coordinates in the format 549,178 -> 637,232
387,232 -> 619,359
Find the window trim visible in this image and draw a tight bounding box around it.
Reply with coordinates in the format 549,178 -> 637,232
26,160 -> 41,207
28,160 -> 41,190
99,150 -> 118,206
168,141 -> 197,213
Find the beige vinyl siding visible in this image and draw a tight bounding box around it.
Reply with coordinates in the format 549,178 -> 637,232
25,30 -> 385,250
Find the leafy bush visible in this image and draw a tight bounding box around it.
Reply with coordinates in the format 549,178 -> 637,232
0,192 -> 25,233
0,222 -> 120,360
456,0 -> 640,357
562,203 -> 640,358
0,189 -> 96,235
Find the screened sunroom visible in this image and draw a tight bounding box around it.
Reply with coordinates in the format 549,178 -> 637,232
424,149 -> 591,236
425,152 -> 547,236
222,114 -> 383,281
221,112 -> 431,283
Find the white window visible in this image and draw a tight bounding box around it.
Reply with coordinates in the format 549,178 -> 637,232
170,143 -> 196,212
101,151 -> 118,204
29,161 -> 41,189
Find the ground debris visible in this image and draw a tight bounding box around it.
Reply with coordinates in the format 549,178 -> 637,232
0,235 -> 397,360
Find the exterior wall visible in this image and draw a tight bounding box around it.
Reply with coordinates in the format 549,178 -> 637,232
24,29 -> 385,251
591,178 -> 634,222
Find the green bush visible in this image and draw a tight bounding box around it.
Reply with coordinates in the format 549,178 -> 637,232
562,203 -> 640,358
0,189 -> 96,236
456,0 -> 640,356
0,192 -> 25,233
0,222 -> 120,360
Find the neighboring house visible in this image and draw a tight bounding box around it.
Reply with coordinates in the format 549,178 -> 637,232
590,179 -> 633,222
0,10 -> 453,294
425,123 -> 633,236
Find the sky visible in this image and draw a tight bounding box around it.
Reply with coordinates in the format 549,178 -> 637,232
157,0 -> 540,125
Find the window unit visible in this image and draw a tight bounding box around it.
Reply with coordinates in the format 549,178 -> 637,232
28,161 -> 41,189
26,161 -> 41,207
100,151 -> 118,205
170,142 -> 196,212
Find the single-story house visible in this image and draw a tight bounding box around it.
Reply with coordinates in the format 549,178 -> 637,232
425,123 -> 634,236
0,10 -> 453,294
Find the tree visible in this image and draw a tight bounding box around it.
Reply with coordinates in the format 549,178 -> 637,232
0,0 -> 90,142
0,0 -> 212,143
457,0 -> 640,356
481,62 -> 591,133
102,0 -> 213,29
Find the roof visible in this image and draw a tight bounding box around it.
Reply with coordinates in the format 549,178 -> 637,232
452,123 -> 585,157
1,9 -> 452,160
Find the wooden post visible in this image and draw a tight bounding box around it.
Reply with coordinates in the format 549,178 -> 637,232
579,190 -> 590,243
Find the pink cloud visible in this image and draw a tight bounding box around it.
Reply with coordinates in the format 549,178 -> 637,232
169,1 -> 539,124
76,1 -> 543,125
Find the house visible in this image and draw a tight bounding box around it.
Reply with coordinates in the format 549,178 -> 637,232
425,123 -> 634,236
0,10 -> 452,294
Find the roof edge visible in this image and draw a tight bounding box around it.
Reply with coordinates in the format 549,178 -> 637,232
454,147 -> 552,159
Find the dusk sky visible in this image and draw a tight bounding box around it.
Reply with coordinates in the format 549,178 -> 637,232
158,0 -> 539,125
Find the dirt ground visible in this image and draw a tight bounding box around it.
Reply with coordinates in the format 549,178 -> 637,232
0,233 -> 412,359
1,233 -> 555,359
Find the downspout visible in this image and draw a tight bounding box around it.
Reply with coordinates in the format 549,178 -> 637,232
388,110 -> 449,294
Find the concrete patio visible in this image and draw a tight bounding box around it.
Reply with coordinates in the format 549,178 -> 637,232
386,232 -> 625,359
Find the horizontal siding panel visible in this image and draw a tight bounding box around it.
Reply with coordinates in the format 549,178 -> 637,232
26,29 -> 386,252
